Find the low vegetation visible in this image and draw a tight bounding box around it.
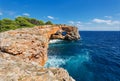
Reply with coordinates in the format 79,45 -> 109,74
0,16 -> 53,32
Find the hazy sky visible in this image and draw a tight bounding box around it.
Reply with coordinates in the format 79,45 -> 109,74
0,0 -> 120,31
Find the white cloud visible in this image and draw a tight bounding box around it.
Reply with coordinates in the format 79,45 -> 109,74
8,11 -> 15,15
93,18 -> 111,24
0,12 -> 3,15
76,21 -> 83,27
78,26 -> 120,31
15,15 -> 21,18
68,21 -> 83,27
92,18 -> 120,25
68,21 -> 74,24
4,11 -> 16,16
85,22 -> 92,24
116,13 -> 120,16
76,21 -> 81,24
67,19 -> 120,31
104,16 -> 112,18
0,10 -> 17,16
111,21 -> 120,25
76,23 -> 84,27
23,13 -> 30,16
47,16 -> 54,20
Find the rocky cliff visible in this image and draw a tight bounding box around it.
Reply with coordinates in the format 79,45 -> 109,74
0,25 -> 80,81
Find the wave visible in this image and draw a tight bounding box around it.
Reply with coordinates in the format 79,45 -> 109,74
45,51 -> 90,68
49,39 -> 63,44
45,55 -> 67,67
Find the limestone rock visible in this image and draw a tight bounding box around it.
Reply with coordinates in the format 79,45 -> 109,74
0,25 -> 79,81
0,57 -> 75,81
0,25 -> 80,66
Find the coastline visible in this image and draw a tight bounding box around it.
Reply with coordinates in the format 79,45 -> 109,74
0,25 -> 80,81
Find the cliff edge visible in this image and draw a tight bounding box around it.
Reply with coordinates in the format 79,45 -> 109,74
0,25 -> 80,81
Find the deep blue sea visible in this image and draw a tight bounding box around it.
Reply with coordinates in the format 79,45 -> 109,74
45,31 -> 120,81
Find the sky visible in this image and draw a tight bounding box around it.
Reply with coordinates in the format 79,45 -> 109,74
0,0 -> 120,31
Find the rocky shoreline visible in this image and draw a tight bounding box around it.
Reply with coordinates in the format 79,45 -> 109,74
0,25 -> 80,81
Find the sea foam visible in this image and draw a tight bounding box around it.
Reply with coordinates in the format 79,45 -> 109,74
45,51 -> 90,68
45,55 -> 67,67
49,39 -> 63,44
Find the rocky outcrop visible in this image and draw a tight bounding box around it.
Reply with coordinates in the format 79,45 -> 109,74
0,25 -> 80,81
50,26 -> 80,40
0,57 -> 75,81
0,25 -> 80,66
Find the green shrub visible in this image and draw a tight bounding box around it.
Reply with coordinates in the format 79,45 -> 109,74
0,18 -> 18,32
0,17 -> 54,32
45,21 -> 53,25
15,17 -> 34,27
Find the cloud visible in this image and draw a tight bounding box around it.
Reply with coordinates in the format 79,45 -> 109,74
0,10 -> 16,16
111,21 -> 120,25
76,23 -> 84,27
104,16 -> 112,18
8,11 -> 15,15
47,16 -> 54,20
85,22 -> 92,24
76,21 -> 81,24
68,21 -> 74,24
68,21 -> 83,27
23,13 -> 30,16
78,26 -> 120,31
76,21 -> 83,27
116,13 -> 120,16
0,9 -> 17,16
15,15 -> 22,18
93,18 -> 111,24
4,11 -> 16,16
0,12 -> 3,15
67,19 -> 120,31
92,18 -> 120,25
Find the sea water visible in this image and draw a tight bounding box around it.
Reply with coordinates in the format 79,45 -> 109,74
45,31 -> 120,81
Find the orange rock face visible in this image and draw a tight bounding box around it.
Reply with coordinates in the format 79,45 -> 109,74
0,25 -> 80,66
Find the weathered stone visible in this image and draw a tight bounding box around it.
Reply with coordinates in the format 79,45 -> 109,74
0,25 -> 80,66
0,25 -> 80,81
50,26 -> 80,40
0,57 -> 75,81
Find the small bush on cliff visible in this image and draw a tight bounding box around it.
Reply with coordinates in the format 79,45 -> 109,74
28,18 -> 41,25
0,18 -> 17,32
39,20 -> 45,25
15,17 -> 34,27
45,21 -> 53,25
22,17 -> 45,25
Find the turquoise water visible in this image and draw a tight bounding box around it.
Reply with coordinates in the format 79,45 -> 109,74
45,31 -> 120,81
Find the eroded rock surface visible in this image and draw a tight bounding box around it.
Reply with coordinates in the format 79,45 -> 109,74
0,25 -> 80,66
50,26 -> 80,40
0,56 -> 75,81
0,25 -> 80,81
